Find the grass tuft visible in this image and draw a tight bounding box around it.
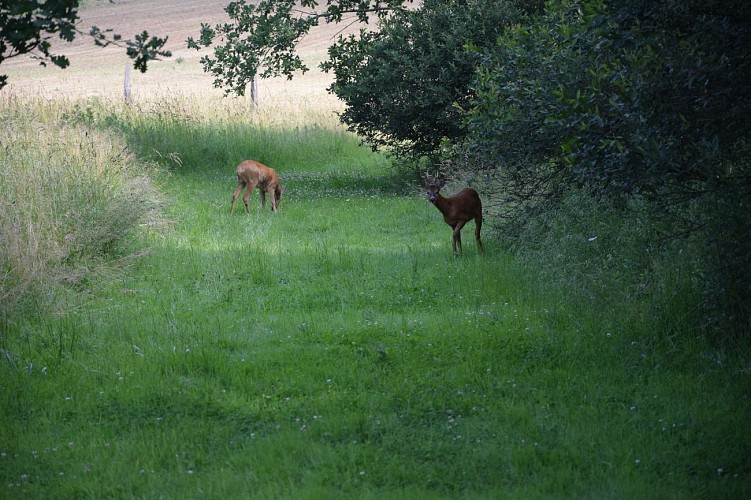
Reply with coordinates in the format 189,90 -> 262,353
0,95 -> 164,317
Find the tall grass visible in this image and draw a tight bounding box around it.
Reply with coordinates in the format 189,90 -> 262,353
65,95 -> 373,174
0,95 -> 164,316
507,192 -> 698,328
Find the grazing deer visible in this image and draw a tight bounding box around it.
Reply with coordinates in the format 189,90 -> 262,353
230,160 -> 286,214
420,175 -> 483,256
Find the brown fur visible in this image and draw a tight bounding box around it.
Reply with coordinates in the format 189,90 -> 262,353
421,177 -> 483,256
230,160 -> 286,214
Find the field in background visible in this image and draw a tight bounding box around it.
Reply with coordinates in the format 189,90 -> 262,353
2,0 -> 349,107
1,1 -> 750,498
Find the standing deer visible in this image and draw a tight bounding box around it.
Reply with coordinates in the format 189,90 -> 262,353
230,160 -> 286,214
420,175 -> 483,256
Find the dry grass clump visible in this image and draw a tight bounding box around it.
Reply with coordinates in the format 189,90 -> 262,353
0,96 -> 164,316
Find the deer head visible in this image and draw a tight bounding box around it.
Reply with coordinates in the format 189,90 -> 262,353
420,174 -> 446,204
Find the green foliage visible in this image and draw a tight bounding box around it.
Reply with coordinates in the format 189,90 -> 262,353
0,0 -> 171,88
0,0 -> 79,88
323,0 -> 534,159
91,27 -> 172,74
466,0 -> 751,203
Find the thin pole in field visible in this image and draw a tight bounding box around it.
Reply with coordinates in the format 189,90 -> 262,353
124,64 -> 132,104
250,76 -> 258,108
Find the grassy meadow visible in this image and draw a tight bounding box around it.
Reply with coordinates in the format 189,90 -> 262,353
1,1 -> 750,495
0,93 -> 749,499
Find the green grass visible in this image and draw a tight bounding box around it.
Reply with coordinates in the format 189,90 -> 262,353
1,97 -> 749,498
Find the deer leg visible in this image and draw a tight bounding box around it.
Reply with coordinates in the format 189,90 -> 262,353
452,221 -> 467,256
269,190 -> 278,212
260,189 -> 266,209
243,182 -> 257,215
475,216 -> 484,253
230,180 -> 245,214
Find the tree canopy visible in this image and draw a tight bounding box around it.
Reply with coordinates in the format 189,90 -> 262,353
465,0 -> 751,206
322,0 -> 539,159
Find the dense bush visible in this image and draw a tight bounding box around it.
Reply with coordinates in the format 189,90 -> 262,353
456,0 -> 751,340
0,97 -> 164,316
465,0 -> 750,205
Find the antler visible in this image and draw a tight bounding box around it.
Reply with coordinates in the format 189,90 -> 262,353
422,169 -> 443,187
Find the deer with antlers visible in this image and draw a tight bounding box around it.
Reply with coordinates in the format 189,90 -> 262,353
420,175 -> 483,256
230,160 -> 286,215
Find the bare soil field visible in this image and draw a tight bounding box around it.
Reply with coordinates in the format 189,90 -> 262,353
3,0 -> 358,107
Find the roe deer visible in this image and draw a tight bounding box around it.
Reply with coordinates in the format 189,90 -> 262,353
421,176 -> 483,256
230,160 -> 286,214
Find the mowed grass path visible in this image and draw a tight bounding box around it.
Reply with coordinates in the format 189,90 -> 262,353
2,125 -> 749,498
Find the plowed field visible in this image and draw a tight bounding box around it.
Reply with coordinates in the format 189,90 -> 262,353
3,0 -> 357,105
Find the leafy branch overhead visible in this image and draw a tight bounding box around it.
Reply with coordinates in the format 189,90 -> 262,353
90,27 -> 172,74
0,0 -> 171,89
186,0 -> 412,96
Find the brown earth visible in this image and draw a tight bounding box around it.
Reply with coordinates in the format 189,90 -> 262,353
2,0 -> 362,105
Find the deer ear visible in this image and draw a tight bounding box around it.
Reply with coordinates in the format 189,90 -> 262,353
438,178 -> 447,188
280,185 -> 287,193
